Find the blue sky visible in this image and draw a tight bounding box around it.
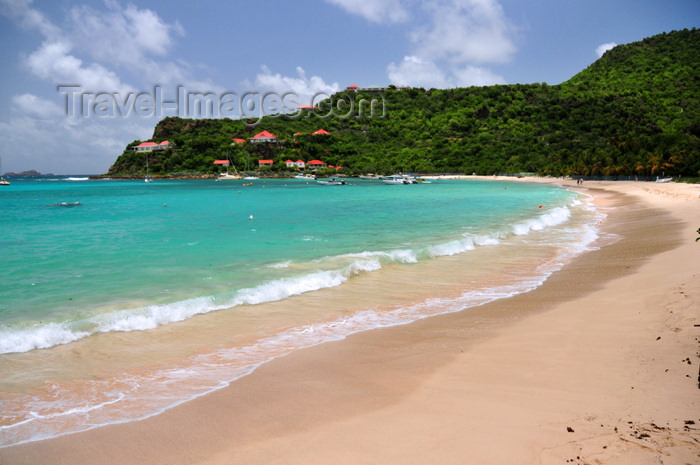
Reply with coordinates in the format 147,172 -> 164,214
1,0 -> 698,174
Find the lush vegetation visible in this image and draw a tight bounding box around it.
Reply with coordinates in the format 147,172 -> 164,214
108,29 -> 699,178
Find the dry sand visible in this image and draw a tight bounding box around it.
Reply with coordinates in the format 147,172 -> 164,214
2,178 -> 698,465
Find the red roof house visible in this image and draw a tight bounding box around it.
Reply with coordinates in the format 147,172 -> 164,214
250,131 -> 278,143
258,159 -> 274,167
232,138 -> 246,144
312,129 -> 331,135
307,160 -> 327,169
132,141 -> 172,152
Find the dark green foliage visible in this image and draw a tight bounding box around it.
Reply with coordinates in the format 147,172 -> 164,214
107,29 -> 699,178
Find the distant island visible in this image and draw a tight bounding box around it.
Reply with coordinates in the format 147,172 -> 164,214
107,29 -> 699,179
4,170 -> 54,176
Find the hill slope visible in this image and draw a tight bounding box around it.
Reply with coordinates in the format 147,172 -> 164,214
108,29 -> 699,178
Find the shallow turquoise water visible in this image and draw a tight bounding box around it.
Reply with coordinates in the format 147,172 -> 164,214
0,176 -> 576,353
0,176 -> 603,446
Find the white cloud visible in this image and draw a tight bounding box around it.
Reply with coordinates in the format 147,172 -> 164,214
388,55 -> 505,88
414,0 -> 516,64
324,0 -> 410,24
12,93 -> 64,118
596,42 -> 617,58
254,66 -> 340,106
25,40 -> 133,94
451,64 -> 506,86
388,56 -> 450,88
380,0 -> 515,88
0,0 -> 61,39
67,1 -> 184,68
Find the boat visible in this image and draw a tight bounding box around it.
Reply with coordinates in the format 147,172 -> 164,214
144,153 -> 153,182
215,159 -> 242,180
293,173 -> 316,180
317,177 -> 346,185
0,157 -> 9,185
47,202 -> 81,207
655,177 -> 674,183
382,175 -> 416,185
358,174 -> 381,180
217,173 -> 242,180
243,175 -> 259,180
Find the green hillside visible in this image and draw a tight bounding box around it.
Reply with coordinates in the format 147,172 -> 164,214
107,29 -> 700,178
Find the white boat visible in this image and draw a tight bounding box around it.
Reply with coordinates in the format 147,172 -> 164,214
144,153 -> 153,182
217,173 -> 242,180
294,173 -> 316,180
382,175 -> 416,185
358,174 -> 381,180
317,177 -> 346,185
0,157 -> 9,185
243,176 -> 259,180
215,158 -> 242,180
655,177 -> 673,183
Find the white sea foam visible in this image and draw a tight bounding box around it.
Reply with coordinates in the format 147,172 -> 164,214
513,205 -> 571,235
0,323 -> 89,354
268,260 -> 292,268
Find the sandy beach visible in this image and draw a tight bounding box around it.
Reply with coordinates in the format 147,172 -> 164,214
2,178 -> 698,465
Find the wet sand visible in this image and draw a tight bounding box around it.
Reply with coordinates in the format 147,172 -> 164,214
2,178 -> 698,465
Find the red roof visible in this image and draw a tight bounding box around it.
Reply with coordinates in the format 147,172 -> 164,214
136,142 -> 158,147
296,160 -> 304,163
214,160 -> 230,165
232,138 -> 246,144
258,159 -> 274,164
312,129 -> 331,135
251,130 -> 277,140
159,141 -> 170,146
347,84 -> 358,88
307,160 -> 325,165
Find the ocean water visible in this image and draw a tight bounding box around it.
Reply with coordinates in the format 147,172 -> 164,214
0,176 -> 603,446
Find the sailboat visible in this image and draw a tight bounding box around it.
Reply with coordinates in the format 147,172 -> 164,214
0,157 -> 10,186
144,152 -> 153,182
215,158 -> 241,180
241,154 -> 258,180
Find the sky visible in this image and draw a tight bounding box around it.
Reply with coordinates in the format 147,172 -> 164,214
0,0 -> 698,174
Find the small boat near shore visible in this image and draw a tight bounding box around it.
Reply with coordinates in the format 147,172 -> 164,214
0,157 -> 9,185
217,173 -> 242,181
317,177 -> 346,185
655,177 -> 674,183
293,173 -> 316,180
382,175 -> 416,185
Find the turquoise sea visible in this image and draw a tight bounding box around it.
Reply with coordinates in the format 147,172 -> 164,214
0,176 -> 603,446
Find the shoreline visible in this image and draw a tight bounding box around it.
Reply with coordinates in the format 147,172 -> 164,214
2,178 -> 698,464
